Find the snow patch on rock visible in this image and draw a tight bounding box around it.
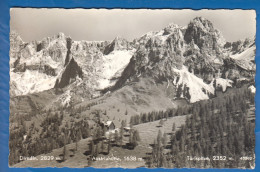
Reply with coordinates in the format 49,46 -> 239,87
216,78 -> 233,92
98,50 -> 135,89
230,45 -> 256,70
10,70 -> 56,96
249,85 -> 256,94
173,66 -> 215,103
230,45 -> 255,61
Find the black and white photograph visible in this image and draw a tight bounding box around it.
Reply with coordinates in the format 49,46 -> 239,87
9,9 -> 256,168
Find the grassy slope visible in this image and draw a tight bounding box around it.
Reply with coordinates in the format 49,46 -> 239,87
13,115 -> 187,168
134,115 -> 188,147
13,138 -> 92,168
75,77 -> 180,127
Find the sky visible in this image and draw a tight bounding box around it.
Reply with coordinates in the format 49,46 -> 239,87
10,8 -> 256,42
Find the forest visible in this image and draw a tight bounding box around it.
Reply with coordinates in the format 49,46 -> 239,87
145,85 -> 255,168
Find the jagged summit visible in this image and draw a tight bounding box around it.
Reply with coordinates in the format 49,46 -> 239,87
191,17 -> 214,30
163,23 -> 182,35
103,36 -> 130,55
184,17 -> 226,49
56,32 -> 66,39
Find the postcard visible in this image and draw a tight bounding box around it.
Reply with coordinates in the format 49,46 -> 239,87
9,8 -> 256,168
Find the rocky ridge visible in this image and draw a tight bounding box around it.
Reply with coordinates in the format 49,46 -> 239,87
10,17 -> 255,104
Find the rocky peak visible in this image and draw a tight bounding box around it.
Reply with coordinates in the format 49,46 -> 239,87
190,17 -> 215,32
224,38 -> 255,55
56,32 -> 66,40
163,23 -> 181,35
103,36 -> 130,55
184,17 -> 225,50
10,31 -> 24,47
10,31 -> 25,67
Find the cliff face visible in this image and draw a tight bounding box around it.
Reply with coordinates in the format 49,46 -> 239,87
55,58 -> 83,88
10,32 -> 68,96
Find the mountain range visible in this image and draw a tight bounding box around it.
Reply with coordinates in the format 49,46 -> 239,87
10,17 -> 255,115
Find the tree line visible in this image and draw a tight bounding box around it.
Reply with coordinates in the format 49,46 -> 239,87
130,105 -> 191,126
